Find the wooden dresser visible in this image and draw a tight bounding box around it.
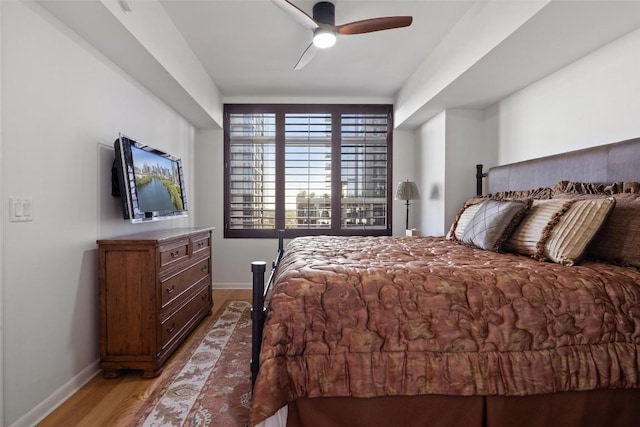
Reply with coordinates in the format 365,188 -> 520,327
97,227 -> 214,378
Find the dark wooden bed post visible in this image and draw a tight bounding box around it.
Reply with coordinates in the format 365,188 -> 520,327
476,164 -> 487,196
251,261 -> 267,390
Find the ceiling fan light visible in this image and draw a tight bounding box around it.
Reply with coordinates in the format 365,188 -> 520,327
313,29 -> 336,48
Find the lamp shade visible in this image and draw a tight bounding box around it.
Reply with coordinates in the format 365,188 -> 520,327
395,181 -> 420,201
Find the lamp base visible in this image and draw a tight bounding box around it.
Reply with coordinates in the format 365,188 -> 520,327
405,200 -> 410,230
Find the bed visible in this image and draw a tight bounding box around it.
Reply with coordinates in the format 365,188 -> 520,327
249,137 -> 640,427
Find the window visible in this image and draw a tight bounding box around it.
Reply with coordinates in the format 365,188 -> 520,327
224,104 -> 393,238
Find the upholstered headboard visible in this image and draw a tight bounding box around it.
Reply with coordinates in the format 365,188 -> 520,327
487,137 -> 640,193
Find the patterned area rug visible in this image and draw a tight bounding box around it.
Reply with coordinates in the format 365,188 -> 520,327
131,300 -> 252,427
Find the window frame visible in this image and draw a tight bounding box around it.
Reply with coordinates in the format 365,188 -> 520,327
224,103 -> 393,238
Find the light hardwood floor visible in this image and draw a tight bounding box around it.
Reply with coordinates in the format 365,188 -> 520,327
38,289 -> 252,427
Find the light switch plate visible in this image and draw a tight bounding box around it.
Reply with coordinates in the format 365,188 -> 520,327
9,198 -> 33,222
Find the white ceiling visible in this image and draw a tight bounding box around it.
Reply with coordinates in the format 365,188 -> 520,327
37,0 -> 640,129
160,0 -> 475,98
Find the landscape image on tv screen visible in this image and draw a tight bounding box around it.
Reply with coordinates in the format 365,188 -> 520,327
131,145 -> 184,213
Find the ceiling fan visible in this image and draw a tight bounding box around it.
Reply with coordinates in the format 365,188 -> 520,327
272,0 -> 413,70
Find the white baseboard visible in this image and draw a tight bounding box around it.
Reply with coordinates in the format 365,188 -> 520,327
10,360 -> 100,427
213,282 -> 251,290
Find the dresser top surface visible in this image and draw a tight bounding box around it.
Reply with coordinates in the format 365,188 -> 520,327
97,227 -> 214,245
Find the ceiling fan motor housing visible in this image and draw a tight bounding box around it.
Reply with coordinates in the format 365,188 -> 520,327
313,2 -> 335,26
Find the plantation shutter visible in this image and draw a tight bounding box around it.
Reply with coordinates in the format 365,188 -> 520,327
284,113 -> 332,229
227,112 -> 276,230
340,113 -> 389,230
224,104 -> 392,238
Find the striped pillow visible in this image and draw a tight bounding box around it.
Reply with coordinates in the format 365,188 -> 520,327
505,200 -> 573,256
544,198 -> 616,265
554,188 -> 640,267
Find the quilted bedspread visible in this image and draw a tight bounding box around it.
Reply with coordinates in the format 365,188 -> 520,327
250,236 -> 640,425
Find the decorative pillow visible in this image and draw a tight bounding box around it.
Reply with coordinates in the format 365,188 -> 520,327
504,199 -> 574,257
446,198 -> 487,241
492,187 -> 554,200
554,181 -> 611,194
621,181 -> 640,194
587,193 -> 640,267
553,180 -> 640,195
460,199 -> 531,251
447,188 -> 556,242
542,197 -> 616,266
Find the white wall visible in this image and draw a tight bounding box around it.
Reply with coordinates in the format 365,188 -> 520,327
1,2 -> 195,425
495,26 -> 640,164
415,111 -> 446,236
414,26 -> 640,237
395,0 -> 550,128
445,109 -> 494,226
391,129 -> 417,235
0,2 -> 5,421
193,127 -> 415,288
414,109 -> 495,236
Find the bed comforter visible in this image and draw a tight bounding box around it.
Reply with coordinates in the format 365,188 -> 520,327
250,236 -> 640,426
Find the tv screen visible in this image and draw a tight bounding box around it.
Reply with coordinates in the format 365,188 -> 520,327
113,134 -> 188,223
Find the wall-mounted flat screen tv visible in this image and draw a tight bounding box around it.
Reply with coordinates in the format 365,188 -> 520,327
112,134 -> 188,223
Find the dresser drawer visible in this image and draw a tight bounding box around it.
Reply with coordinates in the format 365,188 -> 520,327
160,284 -> 210,350
160,257 -> 210,309
159,239 -> 189,270
191,233 -> 211,257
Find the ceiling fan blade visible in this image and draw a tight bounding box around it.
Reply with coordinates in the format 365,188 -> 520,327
337,16 -> 413,35
294,43 -> 318,70
272,0 -> 318,30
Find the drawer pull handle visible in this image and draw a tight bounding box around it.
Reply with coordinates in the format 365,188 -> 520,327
170,251 -> 179,258
201,265 -> 208,272
198,242 -> 204,248
166,285 -> 175,294
167,324 -> 175,334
